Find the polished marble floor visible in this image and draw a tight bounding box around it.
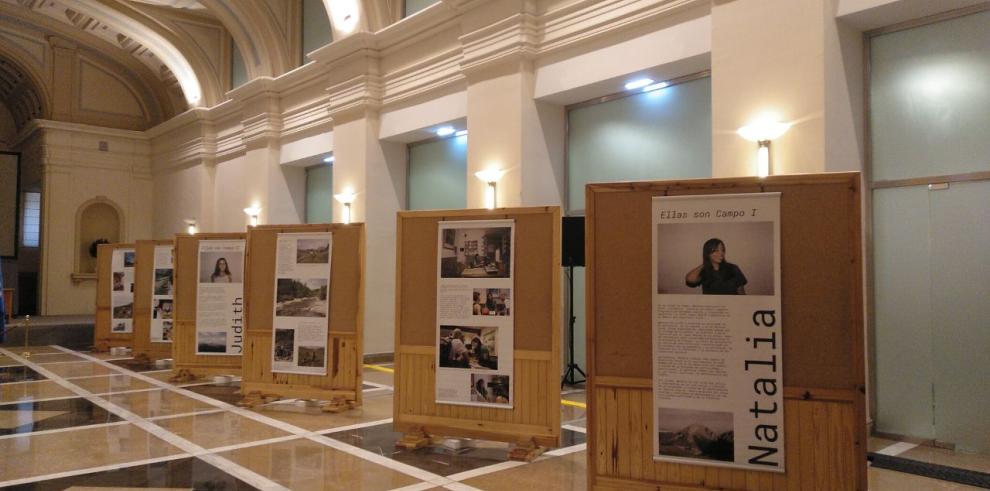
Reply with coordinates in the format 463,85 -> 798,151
0,345 -> 987,490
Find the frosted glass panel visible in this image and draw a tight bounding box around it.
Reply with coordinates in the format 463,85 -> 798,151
873,185 -> 934,439
408,136 -> 467,210
302,0 -> 332,60
405,0 -> 438,17
870,10 -> 990,181
567,77 -> 712,212
305,164 -> 332,223
930,180 -> 990,453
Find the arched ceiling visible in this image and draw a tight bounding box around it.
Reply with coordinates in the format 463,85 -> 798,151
0,52 -> 48,130
0,0 -> 404,130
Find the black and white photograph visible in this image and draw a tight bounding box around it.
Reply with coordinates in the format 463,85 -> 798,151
440,226 -> 512,278
656,222 -> 775,296
472,288 -> 511,316
199,252 -> 244,283
161,321 -> 173,341
297,346 -> 325,367
123,251 -> 136,267
470,374 -> 510,404
273,328 -> 295,361
153,299 -> 173,320
112,321 -> 128,332
112,302 -> 133,319
197,331 -> 227,353
296,238 -> 330,264
112,272 -> 125,291
657,407 -> 734,462
154,269 -> 173,295
275,278 -> 328,317
439,325 -> 498,370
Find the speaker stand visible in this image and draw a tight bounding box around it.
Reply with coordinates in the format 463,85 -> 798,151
561,263 -> 586,388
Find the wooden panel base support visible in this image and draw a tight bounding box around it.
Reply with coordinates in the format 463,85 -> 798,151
167,369 -> 201,384
236,391 -> 283,408
321,397 -> 357,413
396,427 -> 432,450
508,438 -> 545,462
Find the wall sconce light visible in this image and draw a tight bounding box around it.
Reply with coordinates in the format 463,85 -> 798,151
474,168 -> 506,210
334,190 -> 356,224
184,219 -> 197,235
737,118 -> 791,178
243,206 -> 261,227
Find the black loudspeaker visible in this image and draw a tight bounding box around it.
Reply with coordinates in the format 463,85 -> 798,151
562,216 -> 585,267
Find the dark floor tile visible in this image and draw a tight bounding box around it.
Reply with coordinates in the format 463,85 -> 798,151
184,381 -> 243,405
325,422 -> 586,477
7,456 -> 259,490
0,397 -> 122,435
108,358 -> 159,372
0,365 -> 46,384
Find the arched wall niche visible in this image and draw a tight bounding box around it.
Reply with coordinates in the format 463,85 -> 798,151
74,196 -> 124,277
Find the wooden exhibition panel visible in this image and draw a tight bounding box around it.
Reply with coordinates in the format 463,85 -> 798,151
394,207 -> 562,447
94,242 -> 135,351
131,240 -> 173,360
241,223 -> 364,404
172,233 -> 245,377
586,173 -> 866,490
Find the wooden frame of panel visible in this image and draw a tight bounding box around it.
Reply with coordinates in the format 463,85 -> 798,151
132,239 -> 174,360
394,207 -> 562,448
172,232 -> 245,378
94,242 -> 136,351
241,223 -> 365,404
586,173 -> 866,490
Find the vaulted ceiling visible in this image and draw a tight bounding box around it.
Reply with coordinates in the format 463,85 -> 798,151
0,0 -> 336,133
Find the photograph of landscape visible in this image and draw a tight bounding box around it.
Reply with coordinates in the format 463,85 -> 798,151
275,278 -> 328,317
296,238 -> 330,264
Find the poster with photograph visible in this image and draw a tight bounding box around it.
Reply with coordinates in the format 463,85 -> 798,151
271,232 -> 332,375
110,248 -> 136,333
436,220 -> 514,408
195,240 -> 246,355
651,193 -> 784,473
149,245 -> 174,343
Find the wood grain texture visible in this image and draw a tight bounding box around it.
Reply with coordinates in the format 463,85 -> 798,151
394,207 -> 562,446
172,233 -> 246,377
586,174 -> 866,490
240,224 -> 364,403
93,243 -> 135,351
131,240 -> 174,360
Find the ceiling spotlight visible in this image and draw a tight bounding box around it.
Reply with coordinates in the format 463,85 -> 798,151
436,126 -> 455,137
323,155 -> 334,163
643,81 -> 669,92
624,78 -> 654,91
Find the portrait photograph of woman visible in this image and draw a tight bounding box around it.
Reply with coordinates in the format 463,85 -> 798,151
198,251 -> 244,283
655,221 -> 775,296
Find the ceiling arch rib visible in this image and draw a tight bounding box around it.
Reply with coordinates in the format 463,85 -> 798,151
56,0 -> 206,106
199,0 -> 293,80
0,49 -> 48,130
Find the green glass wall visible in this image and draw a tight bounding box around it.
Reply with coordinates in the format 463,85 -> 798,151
305,164 -> 333,224
407,135 -> 467,210
302,0 -> 332,61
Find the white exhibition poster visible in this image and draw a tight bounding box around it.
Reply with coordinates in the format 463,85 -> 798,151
436,220 -> 514,408
196,240 -> 246,355
271,232 -> 332,375
110,248 -> 135,333
149,245 -> 174,342
651,193 -> 784,472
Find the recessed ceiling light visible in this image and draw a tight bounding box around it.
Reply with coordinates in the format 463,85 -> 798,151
436,126 -> 455,137
323,156 -> 334,163
624,78 -> 654,91
454,130 -> 468,137
642,81 -> 669,92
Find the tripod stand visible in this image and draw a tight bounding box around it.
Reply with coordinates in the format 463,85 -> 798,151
561,263 -> 586,387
